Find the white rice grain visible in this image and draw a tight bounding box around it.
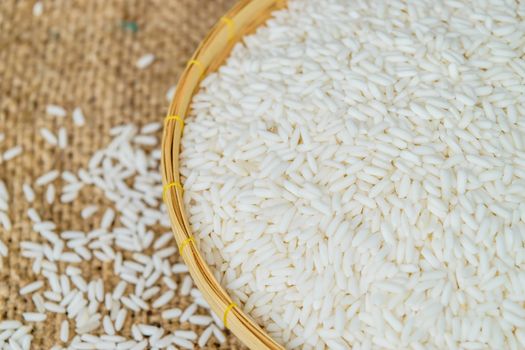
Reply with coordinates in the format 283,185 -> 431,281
35,170 -> 59,187
22,313 -> 46,322
161,308 -> 181,320
103,316 -> 115,336
46,184 -> 56,204
27,208 -> 41,223
0,320 -> 22,330
60,320 -> 69,342
171,336 -> 194,349
180,276 -> 192,296
140,123 -> 162,134
180,303 -> 197,323
211,326 -> 225,344
166,85 -> 177,102
22,183 -> 35,203
0,239 -> 7,257
100,208 -> 115,229
72,107 -> 86,127
0,212 -> 12,231
3,146 -> 23,161
46,104 -> 66,118
40,128 -> 58,146
197,325 -> 213,347
58,127 -> 68,149
189,315 -> 212,326
19,281 -> 44,295
135,54 -> 155,69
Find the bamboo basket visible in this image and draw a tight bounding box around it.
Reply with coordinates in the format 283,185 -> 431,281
161,1 -> 287,349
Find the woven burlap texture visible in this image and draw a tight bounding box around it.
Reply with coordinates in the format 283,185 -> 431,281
0,0 -> 247,348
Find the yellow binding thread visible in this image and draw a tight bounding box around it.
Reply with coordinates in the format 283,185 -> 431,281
179,236 -> 194,256
165,115 -> 184,126
162,181 -> 183,203
221,17 -> 235,41
223,302 -> 237,329
164,115 -> 184,132
188,59 -> 205,78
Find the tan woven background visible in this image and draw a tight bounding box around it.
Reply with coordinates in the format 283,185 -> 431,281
0,0 -> 246,348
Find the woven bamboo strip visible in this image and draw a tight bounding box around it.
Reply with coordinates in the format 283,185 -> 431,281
161,1 -> 287,349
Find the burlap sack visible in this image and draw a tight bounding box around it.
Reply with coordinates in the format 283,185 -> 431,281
0,0 -> 246,348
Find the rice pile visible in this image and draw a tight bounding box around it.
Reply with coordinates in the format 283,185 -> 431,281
181,0 -> 525,349
0,107 -> 228,349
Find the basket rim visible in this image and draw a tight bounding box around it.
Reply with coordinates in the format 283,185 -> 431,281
161,1 -> 286,349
